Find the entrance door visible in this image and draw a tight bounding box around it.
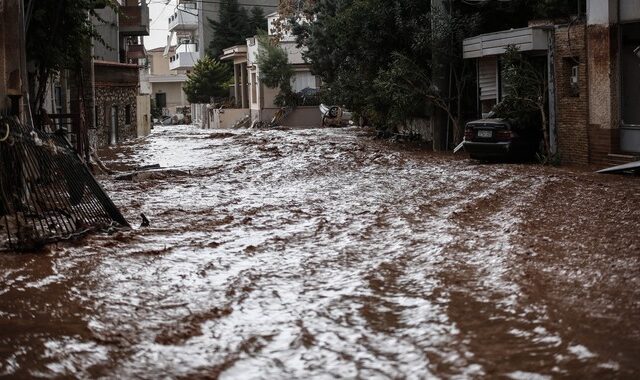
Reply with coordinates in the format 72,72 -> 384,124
155,93 -> 167,109
620,22 -> 640,153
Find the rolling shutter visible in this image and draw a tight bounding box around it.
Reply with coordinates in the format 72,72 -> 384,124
478,56 -> 498,101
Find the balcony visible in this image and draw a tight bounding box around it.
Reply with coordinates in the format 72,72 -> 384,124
169,44 -> 199,70
119,1 -> 150,36
168,9 -> 198,31
124,44 -> 146,63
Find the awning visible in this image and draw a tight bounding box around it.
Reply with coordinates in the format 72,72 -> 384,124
463,26 -> 550,59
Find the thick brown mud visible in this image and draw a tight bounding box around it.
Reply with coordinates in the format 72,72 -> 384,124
1,125 -> 639,379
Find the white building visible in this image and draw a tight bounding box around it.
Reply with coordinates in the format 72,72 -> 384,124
165,0 -> 200,72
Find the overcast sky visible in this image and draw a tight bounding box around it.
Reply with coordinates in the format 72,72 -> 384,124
144,0 -> 176,50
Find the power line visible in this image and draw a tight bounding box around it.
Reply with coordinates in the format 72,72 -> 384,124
194,0 -> 277,8
150,0 -> 175,26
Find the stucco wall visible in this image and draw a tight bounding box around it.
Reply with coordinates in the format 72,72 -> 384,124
213,108 -> 250,129
137,94 -> 151,137
151,82 -> 187,112
93,7 -> 120,62
586,24 -> 619,131
260,106 -> 322,127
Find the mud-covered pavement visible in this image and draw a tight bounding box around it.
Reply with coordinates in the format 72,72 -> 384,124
1,125 -> 639,379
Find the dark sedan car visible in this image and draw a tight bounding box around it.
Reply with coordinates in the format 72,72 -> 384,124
463,118 -> 541,160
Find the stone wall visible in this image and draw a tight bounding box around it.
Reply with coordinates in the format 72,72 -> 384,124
554,23 -> 590,165
93,84 -> 138,147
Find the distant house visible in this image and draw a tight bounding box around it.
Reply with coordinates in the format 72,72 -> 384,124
142,46 -> 190,117
214,12 -> 322,128
462,0 -> 640,167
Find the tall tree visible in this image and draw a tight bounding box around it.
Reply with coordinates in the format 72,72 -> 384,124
182,55 -> 232,104
25,0 -> 117,112
255,32 -> 294,107
494,46 -> 550,158
207,0 -> 269,58
248,7 -> 267,34
293,0 -> 432,131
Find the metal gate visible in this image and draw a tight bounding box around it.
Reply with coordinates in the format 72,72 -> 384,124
0,116 -> 129,251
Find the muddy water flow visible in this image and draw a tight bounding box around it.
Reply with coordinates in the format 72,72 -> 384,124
1,126 -> 639,378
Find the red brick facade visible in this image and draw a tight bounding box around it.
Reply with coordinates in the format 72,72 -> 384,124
554,23 -> 590,165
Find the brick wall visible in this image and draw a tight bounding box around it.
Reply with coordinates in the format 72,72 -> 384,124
554,23 -> 590,165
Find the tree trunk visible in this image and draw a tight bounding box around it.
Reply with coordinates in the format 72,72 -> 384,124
539,104 -> 550,159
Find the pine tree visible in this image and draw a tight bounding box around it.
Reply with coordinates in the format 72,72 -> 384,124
182,56 -> 232,104
248,7 -> 267,34
207,0 -> 250,58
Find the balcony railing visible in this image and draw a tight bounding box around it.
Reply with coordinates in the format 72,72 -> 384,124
168,9 -> 198,31
119,1 -> 150,36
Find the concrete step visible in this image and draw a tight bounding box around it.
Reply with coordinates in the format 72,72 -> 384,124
607,153 -> 639,166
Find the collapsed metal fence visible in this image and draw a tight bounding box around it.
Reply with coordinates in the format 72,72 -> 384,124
0,116 -> 129,251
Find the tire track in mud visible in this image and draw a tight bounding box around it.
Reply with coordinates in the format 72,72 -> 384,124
433,170 -> 619,378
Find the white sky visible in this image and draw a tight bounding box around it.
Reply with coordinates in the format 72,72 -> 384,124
144,0 -> 176,50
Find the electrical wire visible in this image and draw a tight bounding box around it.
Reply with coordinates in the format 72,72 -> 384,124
150,0 -> 175,26
193,0 -> 277,7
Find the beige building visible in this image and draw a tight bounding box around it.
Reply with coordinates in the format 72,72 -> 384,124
216,12 -> 321,128
142,46 -> 189,116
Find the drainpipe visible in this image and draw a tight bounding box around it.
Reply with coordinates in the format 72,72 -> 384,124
18,0 -> 33,125
546,27 -> 557,156
616,0 -> 621,133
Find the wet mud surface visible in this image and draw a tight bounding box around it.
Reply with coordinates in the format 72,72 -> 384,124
1,125 -> 639,379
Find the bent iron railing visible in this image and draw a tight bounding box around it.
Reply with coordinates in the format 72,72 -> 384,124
0,117 -> 129,251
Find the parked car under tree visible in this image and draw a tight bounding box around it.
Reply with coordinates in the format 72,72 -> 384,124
463,118 -> 541,160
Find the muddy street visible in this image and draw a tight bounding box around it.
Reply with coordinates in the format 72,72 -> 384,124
1,125 -> 639,379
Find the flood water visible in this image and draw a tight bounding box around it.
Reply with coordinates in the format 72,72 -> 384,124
1,125 -> 639,379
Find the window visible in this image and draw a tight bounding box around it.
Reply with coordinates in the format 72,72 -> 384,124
54,86 -> 63,112
621,23 -> 640,126
251,73 -> 257,104
155,93 -> 167,108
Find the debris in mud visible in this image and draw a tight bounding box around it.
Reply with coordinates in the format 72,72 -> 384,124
135,164 -> 161,171
597,160 -> 640,175
140,213 -> 150,227
115,169 -> 190,181
208,132 -> 237,139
